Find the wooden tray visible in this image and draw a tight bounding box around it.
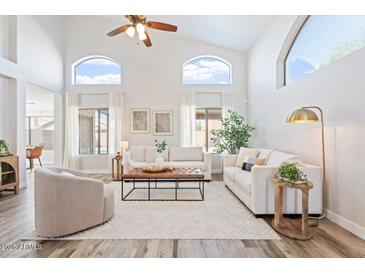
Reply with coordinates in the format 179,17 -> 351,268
141,165 -> 175,173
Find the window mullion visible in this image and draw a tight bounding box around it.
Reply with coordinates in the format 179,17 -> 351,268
205,108 -> 209,152
98,110 -> 101,155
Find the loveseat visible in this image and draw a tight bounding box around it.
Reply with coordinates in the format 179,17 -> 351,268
122,146 -> 212,180
223,148 -> 322,215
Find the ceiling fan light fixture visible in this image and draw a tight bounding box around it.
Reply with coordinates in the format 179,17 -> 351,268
136,23 -> 145,34
138,32 -> 147,41
107,15 -> 177,47
126,26 -> 135,37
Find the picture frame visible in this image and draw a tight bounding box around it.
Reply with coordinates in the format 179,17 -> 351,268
153,110 -> 173,136
130,109 -> 150,134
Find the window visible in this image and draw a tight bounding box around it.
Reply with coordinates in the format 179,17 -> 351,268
26,116 -> 54,149
183,56 -> 231,85
195,108 -> 222,152
79,109 -> 109,155
73,56 -> 121,85
285,16 -> 365,85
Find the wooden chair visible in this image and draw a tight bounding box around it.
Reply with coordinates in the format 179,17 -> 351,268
26,146 -> 43,171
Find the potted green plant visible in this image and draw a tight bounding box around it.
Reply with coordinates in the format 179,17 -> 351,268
210,109 -> 254,154
154,139 -> 168,166
275,162 -> 308,186
0,139 -> 11,157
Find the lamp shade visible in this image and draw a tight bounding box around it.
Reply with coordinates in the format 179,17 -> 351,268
120,141 -> 129,150
286,108 -> 319,124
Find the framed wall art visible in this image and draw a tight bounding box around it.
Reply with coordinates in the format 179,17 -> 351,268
153,110 -> 173,136
130,109 -> 150,134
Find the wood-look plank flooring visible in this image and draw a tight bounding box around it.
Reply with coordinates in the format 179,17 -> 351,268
0,173 -> 364,258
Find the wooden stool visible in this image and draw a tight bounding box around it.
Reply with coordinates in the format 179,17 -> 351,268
112,152 -> 123,181
272,178 -> 313,240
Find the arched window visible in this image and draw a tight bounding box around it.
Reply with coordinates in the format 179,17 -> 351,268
72,56 -> 121,85
183,56 -> 231,85
285,15 -> 365,85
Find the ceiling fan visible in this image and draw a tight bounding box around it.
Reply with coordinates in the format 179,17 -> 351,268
107,15 -> 178,47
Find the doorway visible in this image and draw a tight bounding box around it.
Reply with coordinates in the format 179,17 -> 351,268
25,85 -> 55,169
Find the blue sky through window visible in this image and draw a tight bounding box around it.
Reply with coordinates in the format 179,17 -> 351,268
183,56 -> 231,85
74,57 -> 121,85
286,16 -> 365,85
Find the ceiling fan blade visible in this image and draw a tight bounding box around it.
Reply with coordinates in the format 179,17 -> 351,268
143,32 -> 152,47
107,24 -> 130,37
146,21 -> 177,32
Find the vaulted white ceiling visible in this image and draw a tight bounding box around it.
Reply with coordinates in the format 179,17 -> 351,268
104,15 -> 275,52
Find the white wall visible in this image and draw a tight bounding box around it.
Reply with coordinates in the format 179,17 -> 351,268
63,16 -> 247,171
247,15 -> 365,236
0,15 -> 65,187
0,76 -> 5,138
64,16 -> 247,147
17,16 -> 64,93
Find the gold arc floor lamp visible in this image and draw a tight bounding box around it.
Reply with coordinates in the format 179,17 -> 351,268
286,106 -> 326,220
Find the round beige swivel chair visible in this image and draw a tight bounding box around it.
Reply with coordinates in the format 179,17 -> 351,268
34,167 -> 114,237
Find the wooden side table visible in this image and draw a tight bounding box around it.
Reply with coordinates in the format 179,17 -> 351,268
112,152 -> 123,181
0,155 -> 19,194
272,178 -> 313,240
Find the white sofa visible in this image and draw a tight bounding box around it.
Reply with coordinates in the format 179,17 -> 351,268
223,149 -> 322,215
122,146 -> 212,180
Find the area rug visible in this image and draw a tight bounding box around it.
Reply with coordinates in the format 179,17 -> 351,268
23,180 -> 280,240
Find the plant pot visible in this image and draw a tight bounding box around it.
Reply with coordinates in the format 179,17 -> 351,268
155,153 -> 164,166
0,147 -> 8,156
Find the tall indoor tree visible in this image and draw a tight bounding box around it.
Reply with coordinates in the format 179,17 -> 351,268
210,110 -> 254,154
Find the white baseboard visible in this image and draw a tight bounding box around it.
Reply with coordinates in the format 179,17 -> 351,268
325,209 -> 365,240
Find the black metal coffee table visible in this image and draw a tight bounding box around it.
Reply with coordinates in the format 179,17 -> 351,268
121,168 -> 205,201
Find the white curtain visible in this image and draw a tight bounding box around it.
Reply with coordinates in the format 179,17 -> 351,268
63,92 -> 79,169
108,93 -> 123,163
180,91 -> 196,147
222,92 -> 234,118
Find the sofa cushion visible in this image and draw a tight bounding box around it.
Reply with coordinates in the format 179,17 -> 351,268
168,161 -> 206,171
145,146 -> 169,162
127,160 -> 146,169
234,171 -> 252,194
235,148 -> 259,167
130,146 -> 145,162
224,166 -> 243,181
169,147 -> 203,161
266,151 -> 303,166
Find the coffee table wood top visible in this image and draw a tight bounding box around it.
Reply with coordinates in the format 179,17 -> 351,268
122,168 -> 204,180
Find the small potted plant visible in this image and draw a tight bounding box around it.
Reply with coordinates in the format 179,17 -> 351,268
0,140 -> 10,157
154,139 -> 168,166
275,162 -> 308,187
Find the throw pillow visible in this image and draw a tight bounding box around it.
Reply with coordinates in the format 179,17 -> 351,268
235,148 -> 259,167
255,158 -> 266,166
130,146 -> 145,162
241,156 -> 256,172
257,149 -> 273,165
